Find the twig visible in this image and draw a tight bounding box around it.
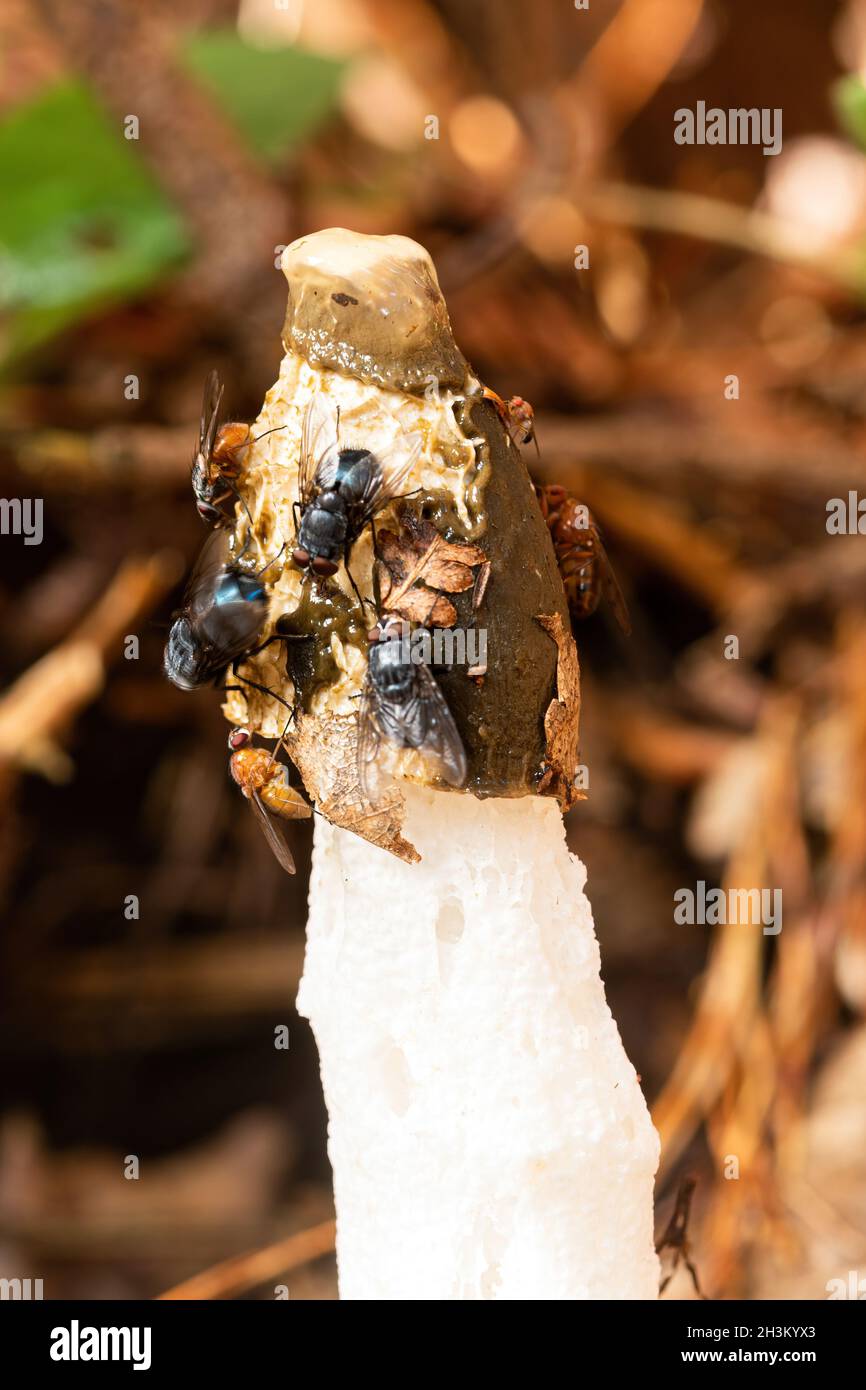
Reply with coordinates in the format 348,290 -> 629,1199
157,1218 -> 336,1300
13,425 -> 191,489
586,181 -> 866,296
537,463 -> 764,617
651,699 -> 799,1180
567,0 -> 704,158
533,410 -> 866,500
601,699 -> 740,784
0,552 -> 179,783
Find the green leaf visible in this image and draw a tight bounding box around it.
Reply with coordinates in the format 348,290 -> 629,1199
0,79 -> 189,368
834,74 -> 866,153
0,37 -> 344,367
183,31 -> 344,164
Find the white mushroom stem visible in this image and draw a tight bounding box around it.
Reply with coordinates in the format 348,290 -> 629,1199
299,786 -> 660,1300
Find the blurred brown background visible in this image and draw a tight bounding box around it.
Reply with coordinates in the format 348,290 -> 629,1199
1,0 -> 866,1301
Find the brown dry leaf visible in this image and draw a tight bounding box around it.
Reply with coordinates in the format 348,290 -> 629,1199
376,514 -> 485,629
378,565 -> 457,626
536,612 -> 583,811
472,560 -> 492,612
288,711 -> 420,863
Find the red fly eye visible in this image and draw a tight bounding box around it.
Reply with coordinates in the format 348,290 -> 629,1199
228,727 -> 250,751
291,547 -> 310,568
311,557 -> 338,577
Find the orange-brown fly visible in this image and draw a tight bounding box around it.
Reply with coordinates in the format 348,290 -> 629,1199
482,387 -> 539,455
228,726 -> 311,875
536,484 -> 631,636
192,370 -> 282,527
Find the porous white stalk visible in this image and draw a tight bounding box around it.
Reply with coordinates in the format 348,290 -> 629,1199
299,786 -> 660,1300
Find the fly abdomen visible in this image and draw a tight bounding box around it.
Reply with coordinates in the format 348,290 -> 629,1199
296,491 -> 349,567
213,571 -> 266,607
164,566 -> 269,690
164,615 -> 204,691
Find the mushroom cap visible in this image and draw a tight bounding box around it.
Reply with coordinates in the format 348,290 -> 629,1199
281,228 -> 469,393
231,229 -> 579,858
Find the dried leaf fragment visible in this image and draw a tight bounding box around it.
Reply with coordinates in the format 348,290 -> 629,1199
536,612 -> 583,810
472,560 -> 492,612
288,710 -> 420,863
376,513 -> 485,629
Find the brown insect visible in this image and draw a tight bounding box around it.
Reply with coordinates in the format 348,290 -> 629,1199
482,387 -> 539,455
656,1175 -> 705,1299
228,727 -> 312,875
536,484 -> 631,636
191,370 -> 252,526
192,370 -> 283,527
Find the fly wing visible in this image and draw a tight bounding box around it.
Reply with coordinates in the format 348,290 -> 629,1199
356,679 -> 386,803
364,663 -> 467,790
249,789 -> 297,874
593,529 -> 632,636
199,369 -> 224,462
411,663 -> 467,787
185,530 -> 231,620
353,431 -> 423,524
298,395 -> 340,505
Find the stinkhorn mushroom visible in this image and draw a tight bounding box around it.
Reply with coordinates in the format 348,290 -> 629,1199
223,229 -> 660,1300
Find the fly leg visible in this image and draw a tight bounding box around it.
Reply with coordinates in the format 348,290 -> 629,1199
223,667 -> 295,715
370,521 -> 383,613
253,543 -> 286,580
224,476 -> 254,532
344,539 -> 374,616
223,632 -> 311,720
246,632 -> 311,661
